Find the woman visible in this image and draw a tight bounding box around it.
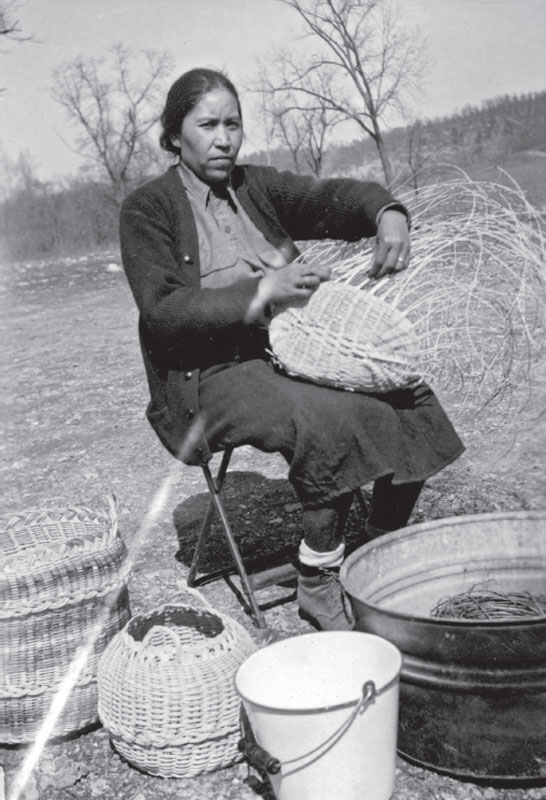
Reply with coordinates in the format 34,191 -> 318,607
120,68 -> 464,631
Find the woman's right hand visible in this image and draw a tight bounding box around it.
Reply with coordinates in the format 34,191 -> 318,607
257,262 -> 331,307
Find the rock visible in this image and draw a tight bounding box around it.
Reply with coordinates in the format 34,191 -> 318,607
89,776 -> 111,797
48,754 -> 88,789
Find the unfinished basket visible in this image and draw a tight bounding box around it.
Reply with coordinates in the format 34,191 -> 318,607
268,281 -> 422,393
97,602 -> 257,778
0,497 -> 131,743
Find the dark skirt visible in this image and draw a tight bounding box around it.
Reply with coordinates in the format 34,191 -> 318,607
199,358 -> 464,510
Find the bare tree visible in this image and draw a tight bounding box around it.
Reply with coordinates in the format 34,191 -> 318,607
0,1 -> 27,39
270,0 -> 426,186
1,1 -> 33,92
52,43 -> 174,208
254,55 -> 344,176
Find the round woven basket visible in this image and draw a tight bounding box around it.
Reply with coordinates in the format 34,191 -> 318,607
0,497 -> 131,743
97,602 -> 258,778
269,281 -> 422,393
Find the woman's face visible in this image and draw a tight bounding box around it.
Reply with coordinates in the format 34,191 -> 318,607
176,87 -> 243,184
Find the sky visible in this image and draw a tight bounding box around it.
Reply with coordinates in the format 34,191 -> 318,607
1,0 -> 546,182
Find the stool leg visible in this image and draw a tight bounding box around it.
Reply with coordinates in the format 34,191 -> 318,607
187,448 -> 233,587
201,462 -> 267,628
186,503 -> 215,587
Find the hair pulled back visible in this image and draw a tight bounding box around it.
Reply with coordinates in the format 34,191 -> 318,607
159,68 -> 241,156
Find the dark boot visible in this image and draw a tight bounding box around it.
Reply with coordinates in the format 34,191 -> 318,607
297,561 -> 354,631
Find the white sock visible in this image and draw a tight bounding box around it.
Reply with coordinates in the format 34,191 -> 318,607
298,539 -> 345,569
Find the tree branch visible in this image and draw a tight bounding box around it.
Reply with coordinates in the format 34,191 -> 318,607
267,0 -> 427,184
52,45 -> 174,205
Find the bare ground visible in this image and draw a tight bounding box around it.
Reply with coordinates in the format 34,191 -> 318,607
1,251 -> 545,800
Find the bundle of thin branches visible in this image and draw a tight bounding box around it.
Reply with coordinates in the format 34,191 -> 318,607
431,582 -> 546,620
298,167 -> 546,449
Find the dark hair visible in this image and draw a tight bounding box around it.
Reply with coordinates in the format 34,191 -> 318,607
159,68 -> 242,156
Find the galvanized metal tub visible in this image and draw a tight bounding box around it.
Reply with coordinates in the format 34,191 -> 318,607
340,510 -> 546,782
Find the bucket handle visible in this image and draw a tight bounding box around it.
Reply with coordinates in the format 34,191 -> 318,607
239,680 -> 378,780
282,680 -> 377,769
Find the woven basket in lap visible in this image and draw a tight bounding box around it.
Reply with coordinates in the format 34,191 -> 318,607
0,497 -> 131,743
97,602 -> 258,778
269,280 -> 421,393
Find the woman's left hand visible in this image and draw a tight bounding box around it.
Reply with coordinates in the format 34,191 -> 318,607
370,210 -> 411,279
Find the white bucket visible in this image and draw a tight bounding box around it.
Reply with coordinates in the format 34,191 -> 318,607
235,631 -> 402,800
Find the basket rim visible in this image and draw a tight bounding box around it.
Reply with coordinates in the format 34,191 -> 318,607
0,497 -> 117,531
1,496 -> 122,580
115,602 -> 252,657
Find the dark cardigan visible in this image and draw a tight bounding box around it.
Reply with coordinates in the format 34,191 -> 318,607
120,163 -> 405,465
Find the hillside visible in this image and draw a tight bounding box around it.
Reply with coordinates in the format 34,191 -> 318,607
247,89 -> 546,208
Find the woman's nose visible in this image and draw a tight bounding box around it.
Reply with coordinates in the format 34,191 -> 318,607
214,126 -> 230,146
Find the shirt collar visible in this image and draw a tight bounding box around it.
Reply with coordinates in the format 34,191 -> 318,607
178,161 -> 236,209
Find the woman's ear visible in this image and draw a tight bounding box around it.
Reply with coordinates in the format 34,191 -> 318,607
171,135 -> 180,149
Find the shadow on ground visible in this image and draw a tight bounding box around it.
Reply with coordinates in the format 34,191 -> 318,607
172,469 -> 372,574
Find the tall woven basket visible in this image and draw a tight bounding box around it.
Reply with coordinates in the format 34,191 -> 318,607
269,280 -> 422,393
98,600 -> 258,778
0,497 -> 131,743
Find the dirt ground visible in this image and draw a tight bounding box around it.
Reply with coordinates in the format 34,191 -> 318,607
1,250 -> 545,800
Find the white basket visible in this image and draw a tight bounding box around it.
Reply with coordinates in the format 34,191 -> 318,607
98,603 -> 257,778
269,281 -> 422,393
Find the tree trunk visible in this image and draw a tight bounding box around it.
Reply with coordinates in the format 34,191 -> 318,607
375,132 -> 394,187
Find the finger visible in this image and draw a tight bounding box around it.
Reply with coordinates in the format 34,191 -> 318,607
297,274 -> 321,289
313,264 -> 332,281
300,264 -> 331,281
370,239 -> 388,277
386,239 -> 412,273
393,245 -> 411,272
376,243 -> 403,277
293,286 -> 315,299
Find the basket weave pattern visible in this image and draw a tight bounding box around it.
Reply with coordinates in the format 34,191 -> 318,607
269,281 -> 421,393
0,501 -> 131,743
98,604 -> 257,778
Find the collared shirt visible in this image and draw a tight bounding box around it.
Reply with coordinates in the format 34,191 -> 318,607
178,162 -> 288,289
